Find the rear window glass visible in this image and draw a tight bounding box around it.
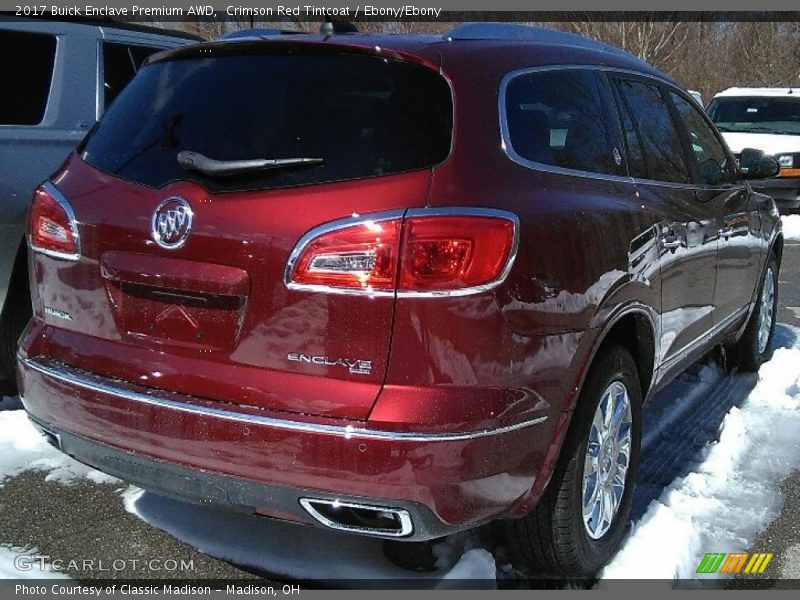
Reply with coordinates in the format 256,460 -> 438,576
504,69 -> 626,177
0,30 -> 56,125
80,52 -> 453,193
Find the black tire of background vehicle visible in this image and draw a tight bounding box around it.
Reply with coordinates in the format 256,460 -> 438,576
0,256 -> 32,397
503,344 -> 642,577
729,252 -> 779,373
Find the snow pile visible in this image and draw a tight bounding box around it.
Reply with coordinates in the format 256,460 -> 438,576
0,410 -> 118,486
602,342 -> 800,580
122,490 -> 495,583
438,549 -> 497,587
782,215 -> 800,241
0,547 -> 70,579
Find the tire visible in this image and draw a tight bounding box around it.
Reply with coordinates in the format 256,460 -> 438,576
730,253 -> 778,373
504,344 -> 642,576
0,256 -> 32,397
0,305 -> 28,397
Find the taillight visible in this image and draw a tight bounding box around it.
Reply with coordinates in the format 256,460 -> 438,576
289,216 -> 402,293
28,183 -> 80,260
286,209 -> 518,296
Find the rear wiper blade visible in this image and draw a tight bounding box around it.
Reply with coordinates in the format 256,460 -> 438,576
177,150 -> 323,177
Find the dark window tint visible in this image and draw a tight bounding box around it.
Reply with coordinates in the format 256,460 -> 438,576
670,92 -> 736,186
0,31 -> 56,125
610,83 -> 647,179
616,80 -> 690,183
82,52 -> 452,193
505,70 -> 625,176
103,43 -> 163,109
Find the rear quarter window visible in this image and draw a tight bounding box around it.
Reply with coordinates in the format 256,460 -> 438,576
80,51 -> 453,193
502,68 -> 626,177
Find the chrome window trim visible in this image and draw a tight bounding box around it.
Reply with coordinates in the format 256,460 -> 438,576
284,206 -> 520,298
28,181 -> 81,261
95,37 -> 103,119
21,357 -> 547,442
299,498 -> 414,538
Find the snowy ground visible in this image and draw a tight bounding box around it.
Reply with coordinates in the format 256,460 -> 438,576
783,215 -> 800,241
1,325 -> 799,586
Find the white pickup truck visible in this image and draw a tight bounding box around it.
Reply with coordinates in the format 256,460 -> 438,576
707,87 -> 800,214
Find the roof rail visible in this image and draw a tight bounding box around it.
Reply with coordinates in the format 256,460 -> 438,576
220,28 -> 306,40
443,22 -> 626,55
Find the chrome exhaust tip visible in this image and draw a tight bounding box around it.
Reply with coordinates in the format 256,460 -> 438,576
37,424 -> 62,450
299,498 -> 413,538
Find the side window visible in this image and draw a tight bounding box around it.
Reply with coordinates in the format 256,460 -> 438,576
0,30 -> 56,125
615,79 -> 690,184
504,69 -> 626,176
610,83 -> 648,179
103,43 -> 164,109
670,92 -> 736,186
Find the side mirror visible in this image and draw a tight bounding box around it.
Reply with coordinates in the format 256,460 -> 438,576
739,148 -> 780,179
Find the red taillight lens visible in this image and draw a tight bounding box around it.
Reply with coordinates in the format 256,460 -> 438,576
400,216 -> 515,291
287,211 -> 517,295
289,218 -> 402,292
29,185 -> 80,260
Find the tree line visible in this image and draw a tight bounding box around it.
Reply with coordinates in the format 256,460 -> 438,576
150,15 -> 800,104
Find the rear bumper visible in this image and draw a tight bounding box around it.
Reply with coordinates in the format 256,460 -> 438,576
28,416 -> 441,539
18,355 -> 554,540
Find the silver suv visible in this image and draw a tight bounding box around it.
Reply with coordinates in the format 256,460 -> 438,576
0,18 -> 198,395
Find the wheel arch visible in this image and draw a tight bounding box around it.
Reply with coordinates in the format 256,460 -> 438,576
591,307 -> 656,403
771,232 -> 784,270
508,302 -> 657,519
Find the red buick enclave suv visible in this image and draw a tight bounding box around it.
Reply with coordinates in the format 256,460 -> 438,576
17,23 -> 783,574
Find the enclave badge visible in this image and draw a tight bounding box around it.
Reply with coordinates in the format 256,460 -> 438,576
151,196 -> 193,249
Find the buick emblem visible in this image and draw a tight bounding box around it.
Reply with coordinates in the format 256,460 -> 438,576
151,196 -> 193,249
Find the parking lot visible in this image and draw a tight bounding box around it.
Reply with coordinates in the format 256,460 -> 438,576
0,237 -> 797,586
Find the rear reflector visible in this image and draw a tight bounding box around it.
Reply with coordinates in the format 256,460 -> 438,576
286,209 -> 518,296
28,184 -> 80,261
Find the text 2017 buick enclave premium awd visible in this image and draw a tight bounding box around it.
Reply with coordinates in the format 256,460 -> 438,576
17,24 -> 782,575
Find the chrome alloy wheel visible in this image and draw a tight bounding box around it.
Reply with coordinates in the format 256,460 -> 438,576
757,267 -> 776,355
582,381 -> 632,540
